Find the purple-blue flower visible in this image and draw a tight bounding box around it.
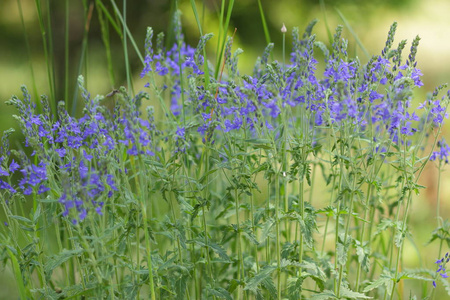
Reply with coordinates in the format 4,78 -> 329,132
433,252 -> 450,288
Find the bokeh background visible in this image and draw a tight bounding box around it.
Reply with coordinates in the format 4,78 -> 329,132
1,0 -> 450,298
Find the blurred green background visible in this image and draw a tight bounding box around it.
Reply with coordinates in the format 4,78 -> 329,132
1,0 -> 450,298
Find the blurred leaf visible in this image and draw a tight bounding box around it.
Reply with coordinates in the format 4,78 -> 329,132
308,290 -> 336,300
44,249 -> 84,281
244,265 -> 277,295
340,286 -> 372,299
207,287 -> 233,300
260,217 -> 275,243
6,248 -> 31,300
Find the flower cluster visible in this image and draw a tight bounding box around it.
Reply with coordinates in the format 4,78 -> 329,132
1,77 -> 158,223
433,252 -> 450,288
430,138 -> 450,164
139,21 -> 444,153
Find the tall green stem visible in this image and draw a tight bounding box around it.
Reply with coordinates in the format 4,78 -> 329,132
336,192 -> 355,298
235,187 -> 245,299
275,172 -> 282,300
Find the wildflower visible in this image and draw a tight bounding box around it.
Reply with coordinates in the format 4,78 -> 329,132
0,179 -> 16,194
433,252 -> 450,288
175,126 -> 187,153
106,174 -> 118,191
55,148 -> 66,158
430,138 -> 450,164
18,161 -> 49,195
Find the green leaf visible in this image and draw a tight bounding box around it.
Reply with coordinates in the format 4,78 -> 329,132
192,238 -> 230,262
33,204 -> 42,224
394,222 -> 406,248
337,234 -> 352,266
6,248 -> 32,300
44,249 -> 84,281
299,261 -> 326,279
174,272 -> 187,300
260,217 -> 275,243
177,195 -> 194,214
61,282 -> 97,299
261,275 -> 277,299
38,197 -> 59,203
208,241 -> 230,261
280,258 -> 301,268
10,215 -> 32,224
363,270 -> 394,295
244,138 -> 273,150
437,275 -> 450,296
398,272 -> 432,282
291,208 -> 318,249
287,277 -> 304,300
308,290 -> 336,300
244,265 -> 276,294
340,286 -> 372,299
242,221 -> 259,245
374,218 -> 395,236
207,287 -> 233,300
198,167 -> 219,184
309,273 -> 326,292
355,240 -> 370,273
317,206 -> 335,217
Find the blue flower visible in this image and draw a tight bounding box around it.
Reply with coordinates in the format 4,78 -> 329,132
430,138 -> 450,164
433,252 -> 450,288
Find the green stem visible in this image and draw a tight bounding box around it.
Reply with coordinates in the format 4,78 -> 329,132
64,0 -> 69,104
34,0 -> 55,112
17,0 -> 39,104
78,223 -> 104,294
355,183 -> 373,291
235,187 -> 245,300
298,177 -> 304,300
436,163 -> 442,227
275,172 -> 282,300
389,190 -> 413,300
142,206 -> 156,300
321,174 -> 336,254
250,191 -> 260,273
336,192 -> 355,298
122,0 -> 133,95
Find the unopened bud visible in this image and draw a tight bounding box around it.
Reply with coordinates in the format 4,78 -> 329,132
281,23 -> 287,33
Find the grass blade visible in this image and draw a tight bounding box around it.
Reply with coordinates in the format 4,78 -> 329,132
96,1 -> 116,88
109,0 -> 144,66
190,0 -> 210,88
122,0 -> 133,95
7,248 -> 32,299
190,0 -> 203,36
257,0 -> 272,46
34,0 -> 56,114
95,0 -> 122,37
16,0 -> 39,107
319,0 -> 333,45
72,1 -> 94,115
64,0 -> 70,104
214,0 -> 235,79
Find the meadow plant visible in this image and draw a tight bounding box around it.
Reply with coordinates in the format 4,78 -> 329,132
2,15 -> 450,299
